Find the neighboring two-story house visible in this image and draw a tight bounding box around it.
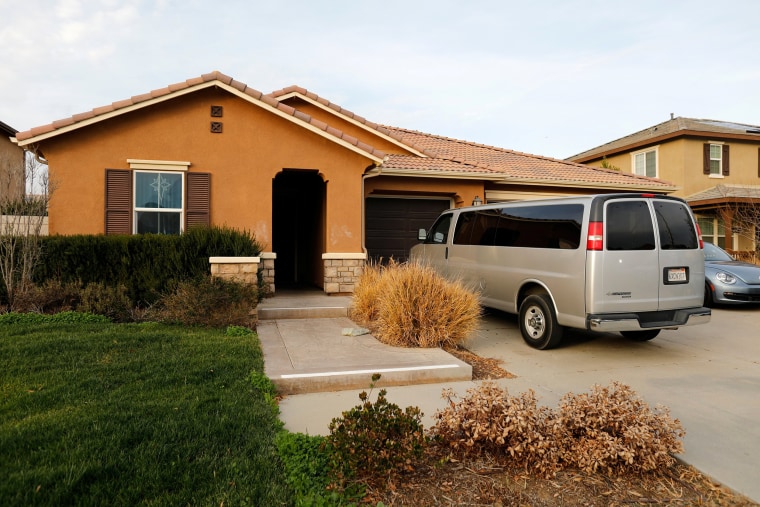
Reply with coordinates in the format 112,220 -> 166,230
0,120 -> 25,207
568,117 -> 760,258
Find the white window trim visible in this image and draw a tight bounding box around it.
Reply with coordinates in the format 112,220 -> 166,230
631,146 -> 658,178
128,159 -> 190,171
707,142 -> 724,178
133,170 -> 185,234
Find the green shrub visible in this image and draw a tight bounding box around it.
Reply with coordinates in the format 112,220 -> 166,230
351,260 -> 481,348
32,225 -> 263,307
249,370 -> 278,408
149,276 -> 258,327
225,325 -> 253,337
323,375 -> 427,489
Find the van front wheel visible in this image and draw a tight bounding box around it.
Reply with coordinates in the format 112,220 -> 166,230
519,294 -> 563,350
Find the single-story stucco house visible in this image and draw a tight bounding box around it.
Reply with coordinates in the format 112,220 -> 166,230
12,71 -> 676,294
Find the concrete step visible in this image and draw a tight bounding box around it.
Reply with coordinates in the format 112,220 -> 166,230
256,291 -> 353,320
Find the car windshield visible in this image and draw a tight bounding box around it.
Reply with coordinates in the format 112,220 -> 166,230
704,242 -> 734,262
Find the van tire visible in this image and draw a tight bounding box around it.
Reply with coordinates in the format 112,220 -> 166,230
519,294 -> 563,349
620,330 -> 660,341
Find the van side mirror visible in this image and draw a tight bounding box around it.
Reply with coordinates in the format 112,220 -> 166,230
418,228 -> 427,241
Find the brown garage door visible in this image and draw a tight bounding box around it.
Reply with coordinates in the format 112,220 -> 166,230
365,197 -> 451,263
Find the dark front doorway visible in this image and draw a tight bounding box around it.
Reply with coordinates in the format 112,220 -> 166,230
272,170 -> 325,289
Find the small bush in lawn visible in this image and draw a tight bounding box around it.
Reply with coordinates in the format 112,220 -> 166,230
430,381 -> 558,476
323,374 -> 427,490
77,282 -> 132,322
555,381 -> 685,475
351,260 -> 480,348
150,276 -> 258,327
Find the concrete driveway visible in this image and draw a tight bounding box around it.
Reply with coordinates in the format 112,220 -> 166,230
278,305 -> 760,502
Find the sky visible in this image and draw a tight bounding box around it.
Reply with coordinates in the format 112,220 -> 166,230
1,0 -> 760,160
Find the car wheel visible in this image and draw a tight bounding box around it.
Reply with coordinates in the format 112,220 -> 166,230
703,283 -> 713,308
519,294 -> 563,350
620,330 -> 660,341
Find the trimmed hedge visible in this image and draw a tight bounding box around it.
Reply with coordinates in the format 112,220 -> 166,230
30,225 -> 263,306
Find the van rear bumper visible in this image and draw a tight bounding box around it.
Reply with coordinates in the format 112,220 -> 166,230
587,307 -> 711,332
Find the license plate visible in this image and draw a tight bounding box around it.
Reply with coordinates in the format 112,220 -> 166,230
667,267 -> 687,283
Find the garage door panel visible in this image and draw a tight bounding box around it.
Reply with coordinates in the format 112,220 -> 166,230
366,198 -> 450,263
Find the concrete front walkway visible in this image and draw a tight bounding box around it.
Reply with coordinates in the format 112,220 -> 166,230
256,291 -> 471,394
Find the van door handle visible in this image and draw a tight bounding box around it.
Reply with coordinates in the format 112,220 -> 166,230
445,246 -> 449,259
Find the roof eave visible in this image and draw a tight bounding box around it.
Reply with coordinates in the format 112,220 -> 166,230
16,80 -> 384,165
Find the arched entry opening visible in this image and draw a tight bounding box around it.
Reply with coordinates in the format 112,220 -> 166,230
272,169 -> 325,289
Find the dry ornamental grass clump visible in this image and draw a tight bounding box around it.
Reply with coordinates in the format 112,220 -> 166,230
351,260 -> 480,348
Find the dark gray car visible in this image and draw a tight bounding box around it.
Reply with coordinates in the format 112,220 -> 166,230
704,242 -> 760,305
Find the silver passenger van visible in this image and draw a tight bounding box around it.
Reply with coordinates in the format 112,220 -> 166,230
410,193 -> 711,349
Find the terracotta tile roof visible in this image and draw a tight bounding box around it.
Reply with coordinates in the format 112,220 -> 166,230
14,71 -> 386,161
377,126 -> 676,189
568,117 -> 760,162
13,70 -> 674,191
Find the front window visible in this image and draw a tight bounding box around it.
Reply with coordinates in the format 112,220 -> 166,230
633,149 -> 657,178
134,171 -> 183,234
709,144 -> 722,175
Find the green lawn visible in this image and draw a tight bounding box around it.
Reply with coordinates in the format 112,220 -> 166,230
0,321 -> 292,506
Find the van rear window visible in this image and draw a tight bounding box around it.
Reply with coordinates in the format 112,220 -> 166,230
606,201 -> 656,250
454,204 -> 583,249
654,201 -> 699,249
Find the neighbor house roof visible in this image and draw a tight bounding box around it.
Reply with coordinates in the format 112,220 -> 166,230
14,71 -> 676,191
685,184 -> 760,208
568,117 -> 760,163
1,120 -> 17,137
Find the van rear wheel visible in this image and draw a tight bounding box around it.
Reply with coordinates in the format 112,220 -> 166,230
620,330 -> 660,341
519,294 -> 563,350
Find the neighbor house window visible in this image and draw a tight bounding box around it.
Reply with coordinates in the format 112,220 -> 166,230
697,216 -> 735,249
134,171 -> 183,234
703,143 -> 729,176
709,144 -> 722,175
632,148 -> 657,178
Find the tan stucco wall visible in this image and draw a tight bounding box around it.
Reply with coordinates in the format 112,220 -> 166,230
585,138 -> 760,198
365,175 -> 482,208
39,88 -> 376,253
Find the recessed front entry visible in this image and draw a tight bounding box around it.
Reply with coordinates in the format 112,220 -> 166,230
272,170 -> 325,289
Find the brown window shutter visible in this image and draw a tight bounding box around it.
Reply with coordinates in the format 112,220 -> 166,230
757,147 -> 760,178
703,143 -> 710,174
722,144 -> 730,176
105,169 -> 132,234
186,172 -> 210,229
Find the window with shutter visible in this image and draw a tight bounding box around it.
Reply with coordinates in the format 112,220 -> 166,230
705,143 -> 727,176
105,169 -> 132,234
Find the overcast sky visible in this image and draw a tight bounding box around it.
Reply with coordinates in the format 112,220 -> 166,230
1,0 -> 759,159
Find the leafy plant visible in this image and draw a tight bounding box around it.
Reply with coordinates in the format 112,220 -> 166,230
323,374 -> 427,489
0,310 -> 110,325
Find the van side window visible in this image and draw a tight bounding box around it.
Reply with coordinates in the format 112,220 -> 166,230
425,214 -> 452,244
655,201 -> 699,250
606,201 -> 655,250
454,210 -> 501,245
496,204 -> 583,249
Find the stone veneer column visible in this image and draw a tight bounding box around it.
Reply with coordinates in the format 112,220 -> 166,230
322,253 -> 367,294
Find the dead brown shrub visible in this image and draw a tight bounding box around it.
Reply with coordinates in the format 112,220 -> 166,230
430,381 -> 686,479
555,381 -> 685,475
11,279 -> 80,313
350,260 -> 480,348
